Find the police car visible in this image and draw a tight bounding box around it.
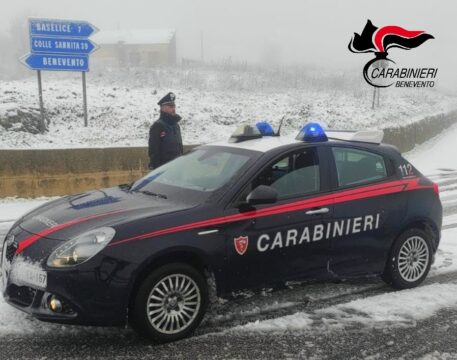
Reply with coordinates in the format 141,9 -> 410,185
1,122 -> 442,343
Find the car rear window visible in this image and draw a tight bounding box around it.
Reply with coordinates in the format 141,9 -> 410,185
332,147 -> 387,187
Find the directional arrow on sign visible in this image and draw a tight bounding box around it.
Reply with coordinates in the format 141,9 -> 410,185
20,53 -> 89,72
29,18 -> 98,38
30,36 -> 99,55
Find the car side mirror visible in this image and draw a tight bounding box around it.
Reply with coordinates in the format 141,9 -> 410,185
246,185 -> 278,206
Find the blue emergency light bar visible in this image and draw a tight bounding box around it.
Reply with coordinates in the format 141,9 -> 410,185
255,121 -> 275,136
296,122 -> 328,142
230,121 -> 276,142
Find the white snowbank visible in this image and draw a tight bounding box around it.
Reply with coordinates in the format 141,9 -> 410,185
232,283 -> 457,334
232,312 -> 313,332
316,283 -> 457,327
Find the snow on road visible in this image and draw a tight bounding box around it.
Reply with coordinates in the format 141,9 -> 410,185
232,283 -> 457,334
316,283 -> 457,328
405,122 -> 457,176
232,312 -> 314,333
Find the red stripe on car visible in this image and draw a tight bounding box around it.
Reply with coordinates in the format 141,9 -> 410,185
15,210 -> 125,254
110,177 -> 431,247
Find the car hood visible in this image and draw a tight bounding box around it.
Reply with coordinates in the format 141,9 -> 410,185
17,186 -> 196,241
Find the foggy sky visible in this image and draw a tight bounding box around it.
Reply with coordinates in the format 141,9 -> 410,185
1,0 -> 456,89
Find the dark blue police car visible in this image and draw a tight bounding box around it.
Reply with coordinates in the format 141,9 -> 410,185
1,123 -> 442,342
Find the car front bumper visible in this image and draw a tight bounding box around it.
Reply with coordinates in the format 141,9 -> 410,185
1,240 -> 135,326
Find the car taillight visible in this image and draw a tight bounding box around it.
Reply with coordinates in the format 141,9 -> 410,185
432,182 -> 439,196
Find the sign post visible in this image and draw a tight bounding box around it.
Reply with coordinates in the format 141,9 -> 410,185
82,72 -> 88,127
21,18 -> 98,128
37,70 -> 46,132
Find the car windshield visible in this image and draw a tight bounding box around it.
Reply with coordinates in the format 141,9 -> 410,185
131,147 -> 252,194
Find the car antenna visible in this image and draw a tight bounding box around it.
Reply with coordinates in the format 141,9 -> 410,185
275,115 -> 285,136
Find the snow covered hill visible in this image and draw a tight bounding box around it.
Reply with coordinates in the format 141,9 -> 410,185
1,66 -> 456,149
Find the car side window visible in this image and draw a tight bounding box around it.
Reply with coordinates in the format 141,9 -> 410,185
332,147 -> 387,187
250,148 -> 320,200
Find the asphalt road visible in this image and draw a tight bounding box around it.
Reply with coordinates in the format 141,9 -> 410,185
1,273 -> 457,359
1,169 -> 457,360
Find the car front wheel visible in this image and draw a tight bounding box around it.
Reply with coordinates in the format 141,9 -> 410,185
130,263 -> 208,343
383,228 -> 433,289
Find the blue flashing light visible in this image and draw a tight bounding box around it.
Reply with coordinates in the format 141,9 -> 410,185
296,122 -> 328,142
256,121 -> 275,136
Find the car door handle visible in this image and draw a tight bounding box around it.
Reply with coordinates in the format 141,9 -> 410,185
198,229 -> 219,236
305,207 -> 329,215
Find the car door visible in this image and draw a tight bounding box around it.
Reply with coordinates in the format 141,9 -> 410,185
223,146 -> 334,291
327,146 -> 408,276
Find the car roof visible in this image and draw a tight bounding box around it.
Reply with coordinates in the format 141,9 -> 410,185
208,135 -> 395,155
209,135 -> 302,153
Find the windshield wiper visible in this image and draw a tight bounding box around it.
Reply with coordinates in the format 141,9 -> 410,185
136,190 -> 168,199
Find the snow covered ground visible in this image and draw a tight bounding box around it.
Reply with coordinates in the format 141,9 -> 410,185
1,67 -> 456,149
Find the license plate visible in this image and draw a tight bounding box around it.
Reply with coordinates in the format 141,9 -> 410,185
11,262 -> 47,289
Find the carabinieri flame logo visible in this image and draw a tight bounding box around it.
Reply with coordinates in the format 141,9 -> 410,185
349,20 -> 434,87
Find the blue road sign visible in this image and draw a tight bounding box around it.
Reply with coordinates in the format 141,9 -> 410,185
30,36 -> 98,55
21,53 -> 89,72
29,18 -> 98,38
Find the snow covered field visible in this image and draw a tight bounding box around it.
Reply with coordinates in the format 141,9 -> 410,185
1,67 -> 456,149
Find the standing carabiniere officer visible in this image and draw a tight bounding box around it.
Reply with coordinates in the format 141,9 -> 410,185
148,92 -> 184,169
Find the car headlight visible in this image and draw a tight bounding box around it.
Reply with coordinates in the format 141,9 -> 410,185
47,227 -> 116,268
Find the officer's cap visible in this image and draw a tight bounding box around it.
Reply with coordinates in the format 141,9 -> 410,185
158,92 -> 176,106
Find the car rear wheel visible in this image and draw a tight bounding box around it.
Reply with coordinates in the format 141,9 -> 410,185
382,229 -> 432,289
130,263 -> 208,343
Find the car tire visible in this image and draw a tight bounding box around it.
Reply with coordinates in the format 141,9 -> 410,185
382,228 -> 433,290
130,263 -> 208,343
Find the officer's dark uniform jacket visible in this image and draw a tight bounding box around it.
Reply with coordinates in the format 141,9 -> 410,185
148,112 -> 184,169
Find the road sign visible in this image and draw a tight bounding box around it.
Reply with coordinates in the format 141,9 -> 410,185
22,18 -> 99,127
21,53 -> 89,72
29,18 -> 98,38
30,36 -> 98,55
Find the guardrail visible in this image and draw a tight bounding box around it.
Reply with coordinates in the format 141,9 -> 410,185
383,110 -> 457,153
0,145 -> 196,197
